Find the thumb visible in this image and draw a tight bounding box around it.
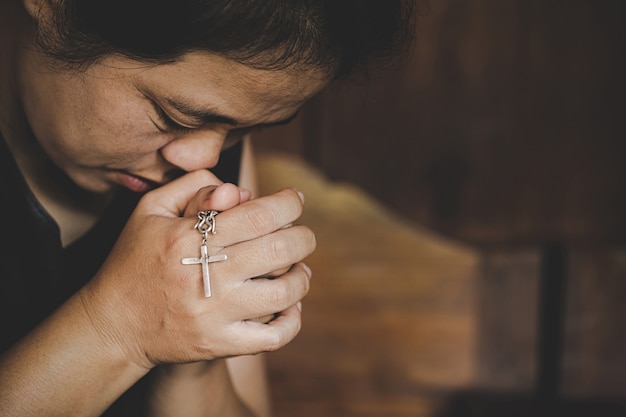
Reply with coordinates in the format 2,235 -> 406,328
183,182 -> 251,217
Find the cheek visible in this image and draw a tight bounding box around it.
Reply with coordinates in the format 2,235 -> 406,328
61,103 -> 167,162
21,65 -> 169,166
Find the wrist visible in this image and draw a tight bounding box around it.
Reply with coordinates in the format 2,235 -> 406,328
77,277 -> 154,372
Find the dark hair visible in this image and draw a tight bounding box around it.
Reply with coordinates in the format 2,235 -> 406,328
34,0 -> 416,79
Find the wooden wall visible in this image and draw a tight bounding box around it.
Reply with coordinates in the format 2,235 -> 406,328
254,0 -> 626,405
257,0 -> 626,246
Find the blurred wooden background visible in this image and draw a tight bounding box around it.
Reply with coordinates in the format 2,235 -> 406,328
253,0 -> 626,415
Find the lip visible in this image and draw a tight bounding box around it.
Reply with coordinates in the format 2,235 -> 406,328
114,170 -> 159,193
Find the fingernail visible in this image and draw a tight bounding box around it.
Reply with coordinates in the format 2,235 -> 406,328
302,263 -> 312,278
296,301 -> 302,312
239,187 -> 252,201
296,190 -> 305,204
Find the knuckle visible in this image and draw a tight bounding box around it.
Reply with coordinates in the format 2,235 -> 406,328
259,280 -> 297,313
244,201 -> 276,235
283,188 -> 304,216
284,226 -> 316,258
267,237 -> 292,265
284,278 -> 300,303
265,327 -> 295,352
263,282 -> 290,310
265,333 -> 283,352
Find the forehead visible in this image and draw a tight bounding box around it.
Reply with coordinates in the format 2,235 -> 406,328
131,52 -> 330,124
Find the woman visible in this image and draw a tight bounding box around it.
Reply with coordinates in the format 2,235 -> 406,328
0,1 -> 415,416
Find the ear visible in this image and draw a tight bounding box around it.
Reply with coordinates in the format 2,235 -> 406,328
22,0 -> 53,21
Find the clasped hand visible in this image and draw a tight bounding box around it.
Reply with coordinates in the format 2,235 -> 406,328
80,170 -> 315,369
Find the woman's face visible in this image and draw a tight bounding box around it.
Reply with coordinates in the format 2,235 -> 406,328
17,51 -> 328,193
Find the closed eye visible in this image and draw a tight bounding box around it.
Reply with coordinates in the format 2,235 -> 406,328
152,102 -> 196,134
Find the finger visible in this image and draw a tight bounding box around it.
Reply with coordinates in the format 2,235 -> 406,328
183,184 -> 218,217
183,183 -> 245,217
210,188 -> 306,247
231,303 -> 303,354
139,170 -> 223,217
225,263 -> 312,321
214,226 -> 316,282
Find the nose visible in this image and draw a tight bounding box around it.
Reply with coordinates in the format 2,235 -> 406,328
159,130 -> 226,172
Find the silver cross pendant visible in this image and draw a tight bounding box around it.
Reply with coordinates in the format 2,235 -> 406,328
182,242 -> 227,298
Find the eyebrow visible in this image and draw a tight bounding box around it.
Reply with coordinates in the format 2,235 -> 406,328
164,97 -> 300,128
165,97 -> 238,126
